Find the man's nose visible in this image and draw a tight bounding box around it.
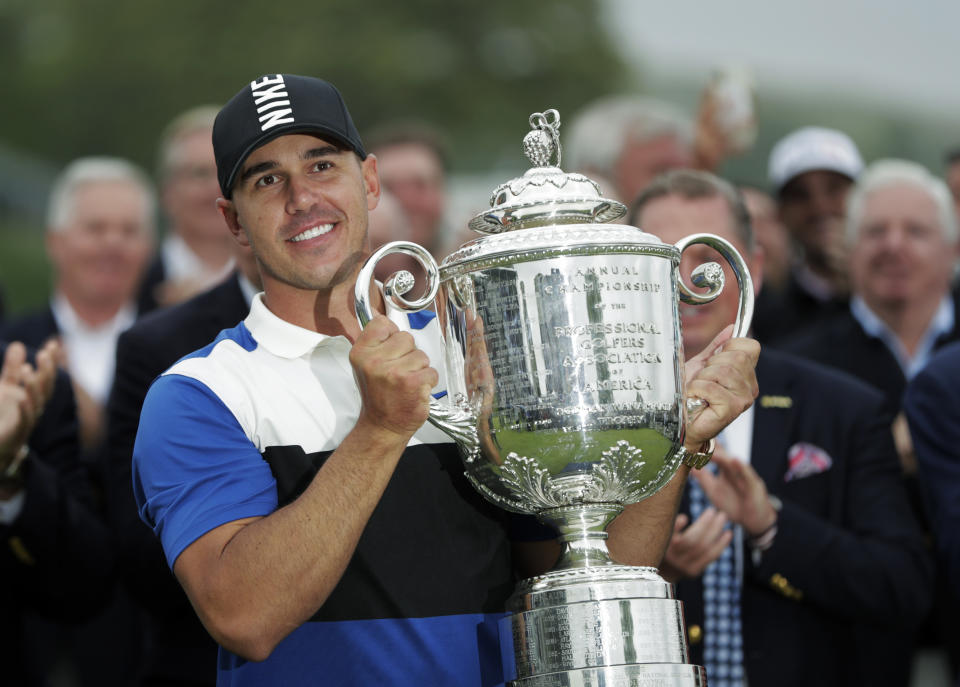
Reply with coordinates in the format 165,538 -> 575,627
285,175 -> 317,214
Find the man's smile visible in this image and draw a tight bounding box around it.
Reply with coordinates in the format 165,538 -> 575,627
289,223 -> 335,242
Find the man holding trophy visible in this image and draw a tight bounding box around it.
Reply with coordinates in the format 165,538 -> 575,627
133,74 -> 759,686
631,170 -> 931,687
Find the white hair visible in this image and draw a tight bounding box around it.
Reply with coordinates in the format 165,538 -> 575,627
157,105 -> 219,180
47,157 -> 156,234
846,159 -> 958,244
564,95 -> 694,178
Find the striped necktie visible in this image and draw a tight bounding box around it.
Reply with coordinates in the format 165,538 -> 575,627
687,472 -> 745,686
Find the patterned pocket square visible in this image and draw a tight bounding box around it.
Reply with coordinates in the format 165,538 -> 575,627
784,442 -> 833,482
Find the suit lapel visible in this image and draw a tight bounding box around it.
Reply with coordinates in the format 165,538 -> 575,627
751,352 -> 799,491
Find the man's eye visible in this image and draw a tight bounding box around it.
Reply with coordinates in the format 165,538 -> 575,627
256,174 -> 279,188
313,161 -> 333,172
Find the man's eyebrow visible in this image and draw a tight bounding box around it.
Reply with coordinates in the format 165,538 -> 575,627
239,145 -> 343,186
240,160 -> 277,185
302,144 -> 342,160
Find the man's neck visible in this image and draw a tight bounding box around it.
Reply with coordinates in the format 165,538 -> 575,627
55,289 -> 129,328
261,274 -> 384,343
864,295 -> 947,356
173,228 -> 234,270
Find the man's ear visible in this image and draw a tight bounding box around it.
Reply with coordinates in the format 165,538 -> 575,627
749,244 -> 765,298
362,154 -> 381,212
216,198 -> 250,248
44,229 -> 63,266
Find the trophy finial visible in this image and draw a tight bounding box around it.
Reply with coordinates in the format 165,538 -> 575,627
523,109 -> 561,168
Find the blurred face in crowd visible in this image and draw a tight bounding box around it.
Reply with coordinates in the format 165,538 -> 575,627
849,182 -> 956,312
947,159 -> 960,217
777,170 -> 853,271
741,186 -> 792,289
162,128 -> 224,242
375,143 -> 445,253
613,133 -> 693,205
636,193 -> 762,359
47,179 -> 153,310
367,190 -> 420,285
219,134 -> 380,301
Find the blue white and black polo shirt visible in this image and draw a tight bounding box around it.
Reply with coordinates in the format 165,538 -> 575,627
133,294 -> 514,686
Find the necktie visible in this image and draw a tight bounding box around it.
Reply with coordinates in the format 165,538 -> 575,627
687,473 -> 745,686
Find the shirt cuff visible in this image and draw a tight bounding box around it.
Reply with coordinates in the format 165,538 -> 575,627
0,489 -> 26,524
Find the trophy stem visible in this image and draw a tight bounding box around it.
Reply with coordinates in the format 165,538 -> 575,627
538,503 -> 624,571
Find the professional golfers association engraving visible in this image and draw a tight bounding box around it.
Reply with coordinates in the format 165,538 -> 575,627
356,109 -> 754,686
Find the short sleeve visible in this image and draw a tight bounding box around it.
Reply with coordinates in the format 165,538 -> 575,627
133,373 -> 278,568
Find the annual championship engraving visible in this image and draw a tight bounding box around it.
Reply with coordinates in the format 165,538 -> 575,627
356,109 -> 754,687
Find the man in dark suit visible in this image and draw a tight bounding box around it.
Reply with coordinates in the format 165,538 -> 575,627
750,127 -> 863,344
1,156 -> 155,450
783,159 -> 960,413
906,342 -> 960,615
1,339 -> 115,685
136,106 -> 235,314
105,250 -> 258,686
629,169 -> 932,686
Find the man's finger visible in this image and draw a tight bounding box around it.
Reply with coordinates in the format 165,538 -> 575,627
35,340 -> 60,403
1,342 -> 27,385
683,507 -> 728,542
685,324 -> 734,380
356,315 -> 400,347
693,529 -> 733,569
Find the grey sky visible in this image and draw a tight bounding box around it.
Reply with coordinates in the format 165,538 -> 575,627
601,0 -> 960,115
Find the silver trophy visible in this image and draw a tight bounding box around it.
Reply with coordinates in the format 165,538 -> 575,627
355,109 -> 753,686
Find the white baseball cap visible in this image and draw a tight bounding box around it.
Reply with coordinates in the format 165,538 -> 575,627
768,126 -> 864,192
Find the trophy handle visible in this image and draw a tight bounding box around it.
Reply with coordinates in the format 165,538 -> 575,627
354,241 -> 478,447
674,233 -> 754,338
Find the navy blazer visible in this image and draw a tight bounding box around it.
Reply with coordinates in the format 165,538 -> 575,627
104,272 -> 250,685
780,298 -> 960,413
676,349 -> 932,687
0,305 -> 59,350
906,342 -> 960,596
1,343 -> 114,685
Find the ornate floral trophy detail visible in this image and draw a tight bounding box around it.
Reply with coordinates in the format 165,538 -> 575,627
356,109 -> 753,686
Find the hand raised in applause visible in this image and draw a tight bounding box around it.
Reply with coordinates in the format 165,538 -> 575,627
349,315 -> 438,442
0,339 -> 59,471
661,506 -> 732,583
682,324 -> 759,450
694,444 -> 777,538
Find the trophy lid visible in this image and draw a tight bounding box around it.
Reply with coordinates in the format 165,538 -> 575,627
468,109 -> 627,234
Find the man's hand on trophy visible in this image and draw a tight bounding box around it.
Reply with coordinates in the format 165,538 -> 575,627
464,309 -> 494,418
683,324 -> 759,451
660,508 -> 732,583
350,315 -> 438,441
694,447 -> 778,538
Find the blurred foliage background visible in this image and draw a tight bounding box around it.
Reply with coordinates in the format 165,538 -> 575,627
1,0 -> 957,315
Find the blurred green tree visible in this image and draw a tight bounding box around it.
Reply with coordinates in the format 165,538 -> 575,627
0,0 -> 631,172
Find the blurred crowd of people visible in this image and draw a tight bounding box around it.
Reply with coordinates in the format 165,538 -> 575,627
1,71 -> 960,687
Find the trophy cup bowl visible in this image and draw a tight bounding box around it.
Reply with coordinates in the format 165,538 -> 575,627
355,110 -> 753,686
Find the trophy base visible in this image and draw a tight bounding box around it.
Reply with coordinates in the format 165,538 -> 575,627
500,566 -> 704,686
508,663 -> 706,686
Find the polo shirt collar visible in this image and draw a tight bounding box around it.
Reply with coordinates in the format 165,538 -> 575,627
244,293 -> 336,359
243,290 -> 412,359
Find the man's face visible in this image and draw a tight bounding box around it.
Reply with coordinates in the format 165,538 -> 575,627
777,170 -> 853,268
741,186 -> 791,287
375,143 -> 445,252
636,194 -> 760,359
162,129 -> 224,241
47,180 -> 153,307
221,134 -> 379,296
849,183 -> 955,311
613,133 -> 693,205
